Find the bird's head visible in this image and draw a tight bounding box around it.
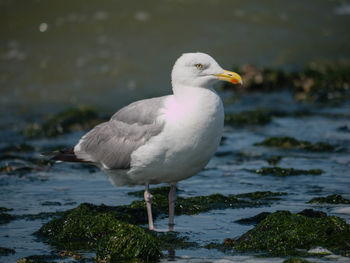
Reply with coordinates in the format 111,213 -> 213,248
171,52 -> 242,89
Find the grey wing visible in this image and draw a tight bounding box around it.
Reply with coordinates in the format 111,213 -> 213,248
74,96 -> 167,169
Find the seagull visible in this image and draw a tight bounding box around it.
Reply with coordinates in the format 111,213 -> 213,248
48,52 -> 242,231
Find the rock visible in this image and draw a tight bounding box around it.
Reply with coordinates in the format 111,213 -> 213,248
256,136 -> 335,152
0,246 -> 15,256
231,210 -> 350,256
308,194 -> 350,204
24,106 -> 103,138
225,109 -> 272,125
253,167 -> 323,177
36,203 -> 161,262
235,191 -> 287,200
235,212 -> 271,226
283,257 -> 313,263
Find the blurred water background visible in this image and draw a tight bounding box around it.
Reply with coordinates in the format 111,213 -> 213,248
1,0 -> 349,118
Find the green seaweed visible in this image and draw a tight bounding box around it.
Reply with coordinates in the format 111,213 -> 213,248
130,193 -> 257,215
0,246 -> 15,255
36,203 -> 161,261
18,211 -> 64,221
267,156 -> 282,165
204,238 -> 235,252
235,212 -> 271,226
0,143 -> 34,153
225,109 -> 272,125
308,194 -> 350,204
24,106 -> 103,138
253,167 -> 323,177
95,223 -> 161,262
41,201 -> 62,206
0,212 -> 15,224
256,136 -> 334,152
0,206 -> 13,212
129,188 -> 286,215
157,232 -> 198,250
283,258 -> 313,263
235,191 -> 287,200
232,210 -> 350,256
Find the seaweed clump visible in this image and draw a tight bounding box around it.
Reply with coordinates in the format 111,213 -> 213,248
222,63 -> 350,104
129,189 -> 287,215
253,167 -> 323,177
231,210 -> 350,256
235,212 -> 271,226
256,136 -> 334,152
225,109 -> 272,125
283,258 -> 313,263
235,191 -> 287,200
0,207 -> 15,224
36,203 -> 161,262
0,246 -> 15,256
130,193 -> 257,215
308,194 -> 350,204
24,106 -> 103,138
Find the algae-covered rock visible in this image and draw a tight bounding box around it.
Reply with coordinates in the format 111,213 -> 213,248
308,194 -> 350,204
235,212 -> 271,226
221,64 -> 294,92
225,109 -> 272,125
0,212 -> 15,224
157,232 -> 198,250
0,206 -> 13,212
235,191 -> 287,200
0,207 -> 15,224
130,193 -> 257,215
36,203 -> 161,261
0,246 -> 15,255
256,136 -> 334,152
267,156 -> 282,165
24,106 -> 103,138
96,223 -> 161,262
222,63 -> 350,104
293,63 -> 350,104
283,258 -> 313,263
233,210 -> 350,256
253,167 -> 323,177
0,143 -> 34,153
129,188 -> 286,215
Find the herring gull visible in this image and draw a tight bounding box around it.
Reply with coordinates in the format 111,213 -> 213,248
47,52 -> 242,230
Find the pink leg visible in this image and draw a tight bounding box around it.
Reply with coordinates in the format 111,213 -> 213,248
168,183 -> 177,231
144,184 -> 154,230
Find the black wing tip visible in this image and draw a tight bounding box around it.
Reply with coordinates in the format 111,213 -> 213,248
42,147 -> 87,163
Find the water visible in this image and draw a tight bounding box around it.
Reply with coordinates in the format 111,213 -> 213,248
1,0 -> 350,116
1,1 -> 350,262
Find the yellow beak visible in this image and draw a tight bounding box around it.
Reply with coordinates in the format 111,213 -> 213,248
215,70 -> 243,85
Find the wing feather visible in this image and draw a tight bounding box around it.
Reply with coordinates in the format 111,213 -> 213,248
74,96 -> 166,169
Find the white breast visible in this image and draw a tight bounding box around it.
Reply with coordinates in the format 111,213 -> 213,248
128,87 -> 224,185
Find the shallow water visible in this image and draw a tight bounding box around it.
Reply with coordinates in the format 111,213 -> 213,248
0,90 -> 350,262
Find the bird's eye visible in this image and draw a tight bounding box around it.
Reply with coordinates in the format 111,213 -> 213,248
195,63 -> 203,70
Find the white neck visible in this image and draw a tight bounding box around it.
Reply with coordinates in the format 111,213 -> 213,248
172,84 -> 217,106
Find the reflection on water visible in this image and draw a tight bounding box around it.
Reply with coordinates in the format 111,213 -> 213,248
1,0 -> 350,116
